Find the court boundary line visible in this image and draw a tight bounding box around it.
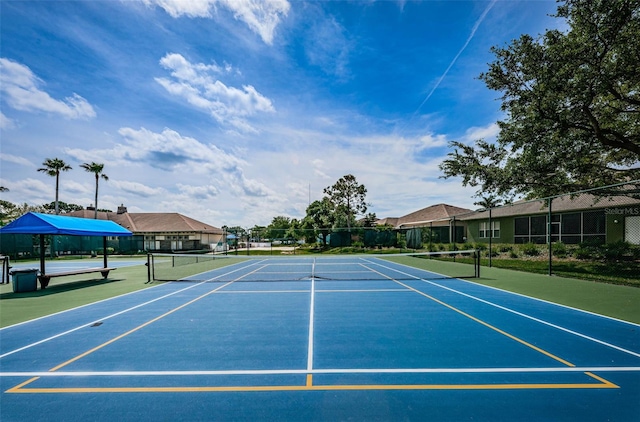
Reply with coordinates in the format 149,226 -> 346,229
373,256 -> 640,328
0,281 -> 211,359
0,263 -> 159,332
423,278 -> 640,359
2,366 -> 639,377
5,365 -> 620,393
3,257 -> 628,394
369,259 -> 640,359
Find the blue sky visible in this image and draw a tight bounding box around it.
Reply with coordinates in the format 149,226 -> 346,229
0,0 -> 561,227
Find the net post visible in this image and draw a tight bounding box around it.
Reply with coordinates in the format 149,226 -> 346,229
146,253 -> 151,283
476,249 -> 481,278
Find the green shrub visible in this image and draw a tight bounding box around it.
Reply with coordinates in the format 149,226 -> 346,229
520,243 -> 540,256
498,244 -> 513,253
575,247 -> 593,260
474,243 -> 488,251
552,242 -> 568,258
509,250 -> 519,259
602,241 -> 632,262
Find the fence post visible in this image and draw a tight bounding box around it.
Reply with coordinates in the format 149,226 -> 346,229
548,198 -> 553,276
489,207 -> 493,268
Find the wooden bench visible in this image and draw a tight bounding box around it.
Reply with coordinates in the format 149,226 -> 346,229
38,267 -> 116,289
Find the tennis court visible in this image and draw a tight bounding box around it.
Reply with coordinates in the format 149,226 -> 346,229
1,254 -> 639,421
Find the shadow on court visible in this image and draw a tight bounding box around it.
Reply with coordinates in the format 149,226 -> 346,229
0,278 -> 124,299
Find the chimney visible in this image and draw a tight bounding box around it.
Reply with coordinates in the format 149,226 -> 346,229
117,204 -> 128,214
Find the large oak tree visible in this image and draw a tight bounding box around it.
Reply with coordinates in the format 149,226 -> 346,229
440,0 -> 640,199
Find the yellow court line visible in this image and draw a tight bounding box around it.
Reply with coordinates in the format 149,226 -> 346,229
584,371 -> 619,388
7,267 -> 622,395
8,380 -> 618,394
49,281 -> 235,372
6,377 -> 40,393
367,270 -> 576,368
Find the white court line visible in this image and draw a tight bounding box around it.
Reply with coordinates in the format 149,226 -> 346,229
2,366 -> 639,377
424,279 -> 640,359
368,259 -> 640,359
0,282 -> 211,359
307,263 -> 316,372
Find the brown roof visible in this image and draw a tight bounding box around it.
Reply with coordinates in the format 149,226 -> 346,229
65,211 -> 223,234
375,217 -> 399,227
458,193 -> 640,221
395,204 -> 473,228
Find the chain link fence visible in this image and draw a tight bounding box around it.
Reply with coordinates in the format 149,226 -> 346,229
456,181 -> 640,284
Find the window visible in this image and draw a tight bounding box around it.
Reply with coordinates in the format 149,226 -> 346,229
512,211 -> 607,244
480,221 -> 501,238
491,221 -> 500,238
561,213 -> 580,234
479,222 -> 489,238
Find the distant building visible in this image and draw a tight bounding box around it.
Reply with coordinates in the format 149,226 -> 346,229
458,193 -> 640,245
377,193 -> 640,246
378,204 -> 473,244
67,205 -> 224,252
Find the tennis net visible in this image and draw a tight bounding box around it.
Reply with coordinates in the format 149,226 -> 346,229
147,250 -> 480,283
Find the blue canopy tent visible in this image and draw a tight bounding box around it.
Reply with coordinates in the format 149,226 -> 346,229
0,212 -> 132,287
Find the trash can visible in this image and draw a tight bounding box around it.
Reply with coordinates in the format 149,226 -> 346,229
10,269 -> 39,293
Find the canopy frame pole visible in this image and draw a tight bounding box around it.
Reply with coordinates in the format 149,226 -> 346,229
103,236 -> 108,268
39,234 -> 46,275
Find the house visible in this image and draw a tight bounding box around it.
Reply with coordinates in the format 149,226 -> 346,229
378,204 -> 473,244
458,192 -> 640,246
375,189 -> 640,247
67,205 -> 225,252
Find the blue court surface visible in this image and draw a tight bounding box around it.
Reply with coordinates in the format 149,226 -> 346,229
1,257 -> 639,421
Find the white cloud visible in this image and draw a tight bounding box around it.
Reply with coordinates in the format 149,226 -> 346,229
176,183 -> 219,199
63,180 -> 89,195
463,122 -> 499,142
142,0 -> 290,44
304,15 -> 351,78
155,53 -> 274,132
68,126 -> 273,206
218,0 -> 290,45
142,0 -> 213,18
0,58 -> 96,119
115,126 -> 244,172
110,180 -> 166,197
418,133 -> 449,149
0,112 -> 15,129
0,153 -> 33,167
3,177 -> 50,198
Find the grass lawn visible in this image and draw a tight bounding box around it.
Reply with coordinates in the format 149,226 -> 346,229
0,260 -> 151,328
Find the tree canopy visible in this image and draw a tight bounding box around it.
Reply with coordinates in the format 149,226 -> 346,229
37,158 -> 72,215
323,174 -> 368,230
81,161 -> 109,219
440,0 -> 640,200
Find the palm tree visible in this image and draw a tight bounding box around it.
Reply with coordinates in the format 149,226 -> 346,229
474,195 -> 502,211
37,158 -> 72,215
81,162 -> 109,219
0,186 -> 8,192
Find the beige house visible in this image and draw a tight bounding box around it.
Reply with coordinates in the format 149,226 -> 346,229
67,205 -> 224,252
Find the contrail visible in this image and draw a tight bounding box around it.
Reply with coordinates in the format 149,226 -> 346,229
414,0 -> 498,115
